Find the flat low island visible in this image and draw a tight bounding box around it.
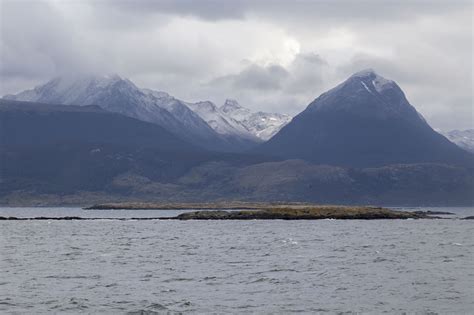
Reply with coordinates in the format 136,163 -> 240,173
0,203 -> 453,220
82,202 -> 439,220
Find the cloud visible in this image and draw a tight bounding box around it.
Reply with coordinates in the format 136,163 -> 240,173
210,64 -> 289,91
334,7 -> 473,130
0,0 -> 472,130
101,0 -> 469,24
102,0 -> 247,21
203,53 -> 331,114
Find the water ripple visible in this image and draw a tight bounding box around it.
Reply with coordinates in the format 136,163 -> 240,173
1,209 -> 473,313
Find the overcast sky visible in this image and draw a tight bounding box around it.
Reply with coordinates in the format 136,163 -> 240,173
0,0 -> 472,130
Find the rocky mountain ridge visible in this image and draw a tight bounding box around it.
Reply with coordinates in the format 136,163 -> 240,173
3,74 -> 289,149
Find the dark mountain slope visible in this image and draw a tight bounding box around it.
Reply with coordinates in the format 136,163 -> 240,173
257,70 -> 473,168
0,99 -> 195,150
0,100 -> 271,195
0,99 -> 204,193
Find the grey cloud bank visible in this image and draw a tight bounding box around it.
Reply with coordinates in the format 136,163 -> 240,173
0,0 -> 472,130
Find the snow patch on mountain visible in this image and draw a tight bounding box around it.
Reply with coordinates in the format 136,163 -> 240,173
219,99 -> 292,140
3,74 -> 223,148
441,129 -> 474,153
360,81 -> 372,94
372,76 -> 394,93
3,74 -> 291,144
221,99 -> 252,120
350,69 -> 396,94
186,101 -> 256,140
185,99 -> 291,141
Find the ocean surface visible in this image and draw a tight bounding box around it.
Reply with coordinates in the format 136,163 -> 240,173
1,207 -> 473,314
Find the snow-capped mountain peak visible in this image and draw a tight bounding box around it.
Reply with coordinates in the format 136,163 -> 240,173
221,99 -> 247,113
3,74 -> 291,146
193,101 -> 219,112
307,69 -> 426,125
349,69 -> 396,93
142,88 -> 171,100
182,98 -> 292,141
3,74 -> 239,150
349,69 -> 396,95
257,70 -> 472,167
3,74 -> 142,107
217,99 -> 292,141
186,100 -> 257,140
219,99 -> 251,121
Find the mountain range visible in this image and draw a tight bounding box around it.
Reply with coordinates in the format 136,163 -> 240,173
4,75 -> 290,151
1,70 -> 472,206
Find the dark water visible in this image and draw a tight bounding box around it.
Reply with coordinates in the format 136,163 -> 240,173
1,207 -> 473,314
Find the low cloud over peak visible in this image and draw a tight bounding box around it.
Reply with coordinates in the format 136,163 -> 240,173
1,0 -> 472,130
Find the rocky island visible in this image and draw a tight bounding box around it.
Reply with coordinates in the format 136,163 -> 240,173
172,206 -> 428,220
1,203 -> 457,220
82,202 -> 434,220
